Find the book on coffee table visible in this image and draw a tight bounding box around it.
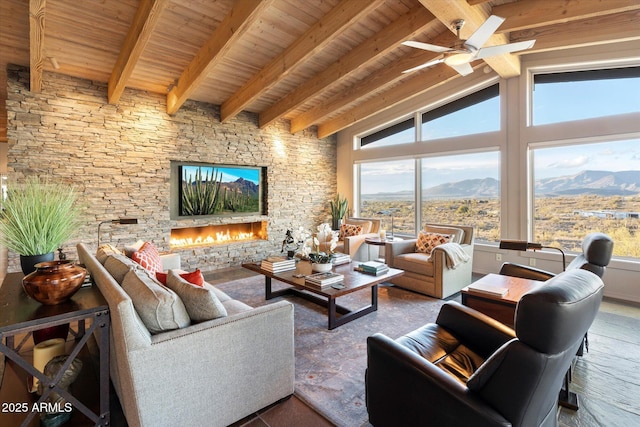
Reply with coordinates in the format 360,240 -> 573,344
305,272 -> 344,288
261,256 -> 296,272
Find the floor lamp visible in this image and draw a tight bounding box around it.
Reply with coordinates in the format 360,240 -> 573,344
97,218 -> 138,246
499,239 -> 566,270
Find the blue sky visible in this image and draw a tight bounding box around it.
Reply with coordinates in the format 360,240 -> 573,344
182,165 -> 259,184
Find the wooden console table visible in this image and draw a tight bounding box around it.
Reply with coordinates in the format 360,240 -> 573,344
0,272 -> 110,427
461,273 -> 545,327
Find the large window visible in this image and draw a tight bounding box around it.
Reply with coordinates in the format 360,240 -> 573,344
421,84 -> 499,140
532,67 -> 640,126
531,139 -> 640,258
422,151 -> 500,242
359,159 -> 416,235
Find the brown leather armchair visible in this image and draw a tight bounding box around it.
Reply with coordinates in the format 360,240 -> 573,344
366,269 -> 604,427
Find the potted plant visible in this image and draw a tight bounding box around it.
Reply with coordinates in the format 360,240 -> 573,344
330,193 -> 349,230
0,176 -> 81,274
306,223 -> 338,273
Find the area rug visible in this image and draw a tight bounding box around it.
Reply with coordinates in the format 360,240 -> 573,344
215,275 -> 455,427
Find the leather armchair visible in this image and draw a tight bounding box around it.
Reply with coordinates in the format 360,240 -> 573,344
366,269 -> 604,427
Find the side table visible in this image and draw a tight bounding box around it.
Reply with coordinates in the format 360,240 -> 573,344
364,237 -> 397,262
0,272 -> 110,427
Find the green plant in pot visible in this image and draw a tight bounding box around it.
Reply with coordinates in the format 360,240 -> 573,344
0,176 -> 81,275
330,193 -> 348,231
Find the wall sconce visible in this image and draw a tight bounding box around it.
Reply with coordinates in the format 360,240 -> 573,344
97,218 -> 138,246
377,209 -> 398,240
499,239 -> 566,271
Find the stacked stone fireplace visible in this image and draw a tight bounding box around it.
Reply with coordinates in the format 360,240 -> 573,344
170,221 -> 268,249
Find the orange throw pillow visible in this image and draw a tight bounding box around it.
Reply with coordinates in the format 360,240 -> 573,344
156,270 -> 205,287
416,232 -> 451,255
131,242 -> 163,274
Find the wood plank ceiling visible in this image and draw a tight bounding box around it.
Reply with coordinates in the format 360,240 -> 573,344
1,0 -> 639,143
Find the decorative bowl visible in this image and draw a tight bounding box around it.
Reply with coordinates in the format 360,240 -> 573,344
22,260 -> 87,305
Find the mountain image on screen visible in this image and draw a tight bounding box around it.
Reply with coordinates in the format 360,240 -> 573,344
180,166 -> 260,216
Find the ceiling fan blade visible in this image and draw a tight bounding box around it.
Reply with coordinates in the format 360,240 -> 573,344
402,57 -> 445,74
476,40 -> 536,59
450,62 -> 474,76
465,15 -> 505,50
402,40 -> 451,54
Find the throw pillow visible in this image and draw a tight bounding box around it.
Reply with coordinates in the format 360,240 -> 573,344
124,239 -> 145,257
339,223 -> 363,240
165,270 -> 227,323
96,244 -> 124,264
416,232 -> 451,255
156,269 -> 205,287
121,269 -> 190,334
131,242 -> 163,274
104,253 -> 139,285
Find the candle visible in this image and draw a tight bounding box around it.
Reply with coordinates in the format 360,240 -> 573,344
31,338 -> 66,392
380,229 -> 386,240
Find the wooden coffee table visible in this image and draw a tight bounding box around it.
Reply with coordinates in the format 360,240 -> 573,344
461,273 -> 545,327
242,262 -> 403,330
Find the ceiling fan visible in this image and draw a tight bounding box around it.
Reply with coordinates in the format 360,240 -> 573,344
402,15 -> 535,76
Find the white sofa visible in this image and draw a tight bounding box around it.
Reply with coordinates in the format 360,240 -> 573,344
77,243 -> 295,427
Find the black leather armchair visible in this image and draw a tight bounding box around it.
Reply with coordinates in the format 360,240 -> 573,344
499,232 -> 614,281
366,269 -> 604,427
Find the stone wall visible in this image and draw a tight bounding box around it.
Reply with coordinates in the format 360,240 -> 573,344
6,65 -> 337,272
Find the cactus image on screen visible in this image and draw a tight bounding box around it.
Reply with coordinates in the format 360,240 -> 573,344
180,165 -> 261,216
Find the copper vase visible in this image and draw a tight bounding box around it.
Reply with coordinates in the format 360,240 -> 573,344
22,261 -> 87,305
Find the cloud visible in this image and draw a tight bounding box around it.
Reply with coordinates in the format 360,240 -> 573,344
548,155 -> 589,169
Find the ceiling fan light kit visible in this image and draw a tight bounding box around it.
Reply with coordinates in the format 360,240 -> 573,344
402,15 -> 535,76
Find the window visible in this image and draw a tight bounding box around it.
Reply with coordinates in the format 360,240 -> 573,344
421,84 -> 499,140
360,117 -> 415,149
359,159 -> 416,235
532,67 -> 640,126
531,139 -> 640,258
421,151 -> 500,242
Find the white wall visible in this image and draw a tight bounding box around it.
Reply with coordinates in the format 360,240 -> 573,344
337,40 -> 640,303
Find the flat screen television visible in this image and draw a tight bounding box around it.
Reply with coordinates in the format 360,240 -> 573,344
170,161 -> 265,219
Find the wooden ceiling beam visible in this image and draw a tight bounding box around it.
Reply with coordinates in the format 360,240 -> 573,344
108,0 -> 167,104
29,0 -> 45,92
418,0 -> 522,78
166,0 -> 273,115
493,0 -> 640,33
291,31 -> 459,134
259,5 -> 436,129
221,0 -> 384,123
509,10 -> 640,53
317,63 -> 463,138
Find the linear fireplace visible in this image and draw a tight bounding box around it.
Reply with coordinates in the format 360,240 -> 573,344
170,221 -> 268,249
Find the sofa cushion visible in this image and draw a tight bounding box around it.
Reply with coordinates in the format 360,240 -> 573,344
345,218 -> 372,234
339,223 -> 364,239
424,225 -> 464,244
104,253 -> 140,285
165,270 -> 227,322
96,244 -> 124,264
156,269 -> 205,287
393,253 -> 435,277
124,239 -> 145,257
131,241 -> 163,274
416,232 -> 451,255
121,269 -> 191,334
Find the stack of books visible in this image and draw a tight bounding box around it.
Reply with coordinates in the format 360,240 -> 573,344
356,260 -> 389,276
305,272 -> 345,288
467,282 -> 509,297
330,252 -> 351,265
261,256 -> 296,272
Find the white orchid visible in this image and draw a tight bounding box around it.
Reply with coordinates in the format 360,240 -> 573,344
293,223 -> 339,263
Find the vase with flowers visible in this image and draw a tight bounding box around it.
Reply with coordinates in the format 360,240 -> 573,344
301,223 -> 339,273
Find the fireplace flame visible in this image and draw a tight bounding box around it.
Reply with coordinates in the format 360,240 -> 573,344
170,222 -> 265,249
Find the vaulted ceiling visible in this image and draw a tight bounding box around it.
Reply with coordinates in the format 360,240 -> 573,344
1,0 -> 639,143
